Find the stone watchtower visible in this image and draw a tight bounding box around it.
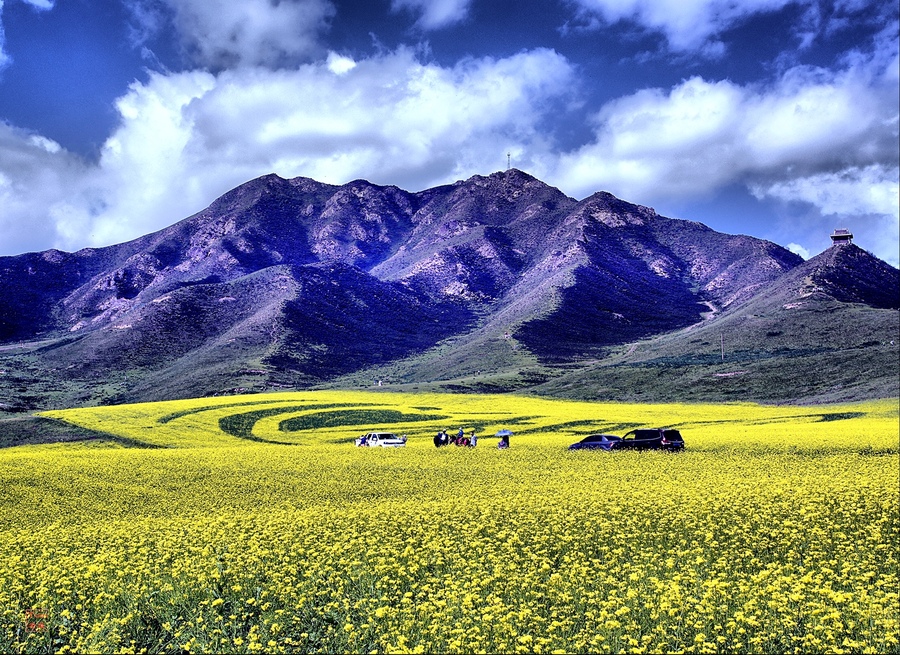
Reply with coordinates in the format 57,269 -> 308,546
830,228 -> 853,245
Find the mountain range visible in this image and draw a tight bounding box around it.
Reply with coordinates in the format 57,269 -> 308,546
1,169 -> 897,421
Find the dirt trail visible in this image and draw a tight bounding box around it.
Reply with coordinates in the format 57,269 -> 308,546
682,301 -> 718,332
0,339 -> 57,352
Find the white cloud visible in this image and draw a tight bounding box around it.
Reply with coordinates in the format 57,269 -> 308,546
550,77 -> 745,197
551,69 -> 895,199
755,165 -> 900,219
566,0 -> 795,52
0,47 -> 576,255
140,46 -> 574,190
325,51 -> 356,75
86,70 -> 218,245
0,122 -> 90,256
391,0 -> 472,30
786,243 -> 810,259
565,0 -> 890,54
126,0 -> 335,68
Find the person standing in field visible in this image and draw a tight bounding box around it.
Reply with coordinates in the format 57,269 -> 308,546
498,435 -> 509,449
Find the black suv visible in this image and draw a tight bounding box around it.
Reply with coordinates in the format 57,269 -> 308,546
568,428 -> 685,452
616,428 -> 684,451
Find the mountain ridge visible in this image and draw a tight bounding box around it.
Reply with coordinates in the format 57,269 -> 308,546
1,169 -> 896,413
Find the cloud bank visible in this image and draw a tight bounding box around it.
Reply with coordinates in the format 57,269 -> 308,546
551,56 -> 898,199
0,0 -> 897,267
0,47 -> 577,254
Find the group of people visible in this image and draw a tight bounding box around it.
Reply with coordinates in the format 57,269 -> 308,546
434,428 -> 478,448
433,428 -> 510,449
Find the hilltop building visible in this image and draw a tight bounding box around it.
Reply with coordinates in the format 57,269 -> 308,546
830,228 -> 853,245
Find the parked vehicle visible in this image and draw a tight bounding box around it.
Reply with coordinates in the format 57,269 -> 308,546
568,428 -> 684,452
616,428 -> 684,451
568,434 -> 623,451
355,432 -> 407,448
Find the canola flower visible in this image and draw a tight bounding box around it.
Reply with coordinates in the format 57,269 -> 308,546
0,393 -> 895,653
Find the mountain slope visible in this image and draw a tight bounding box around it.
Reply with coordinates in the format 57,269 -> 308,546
755,243 -> 900,310
530,243 -> 899,403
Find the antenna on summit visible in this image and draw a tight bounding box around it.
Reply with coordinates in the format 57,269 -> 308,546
507,152 -> 511,171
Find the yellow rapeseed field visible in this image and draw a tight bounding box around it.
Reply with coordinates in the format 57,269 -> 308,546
0,392 -> 896,653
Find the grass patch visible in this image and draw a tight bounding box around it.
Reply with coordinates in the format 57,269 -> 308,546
218,407 -> 306,441
279,409 -> 446,433
817,411 -> 867,422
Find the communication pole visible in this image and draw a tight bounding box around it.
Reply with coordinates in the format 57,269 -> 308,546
507,152 -> 511,171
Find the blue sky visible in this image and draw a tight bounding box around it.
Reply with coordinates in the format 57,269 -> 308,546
0,0 -> 897,265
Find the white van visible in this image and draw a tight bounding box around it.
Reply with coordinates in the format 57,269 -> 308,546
355,432 -> 407,448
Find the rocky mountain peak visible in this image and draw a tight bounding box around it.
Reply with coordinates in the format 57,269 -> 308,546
1,170 -> 897,409
460,168 -> 539,186
578,191 -> 658,228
